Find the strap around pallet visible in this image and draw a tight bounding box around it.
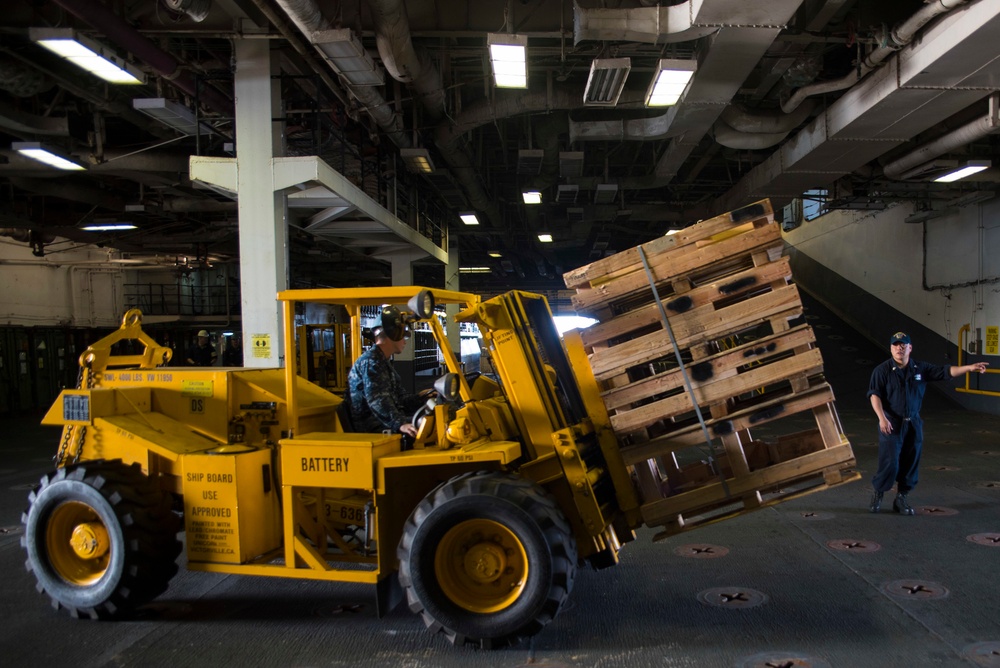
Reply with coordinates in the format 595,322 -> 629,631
638,245 -> 731,499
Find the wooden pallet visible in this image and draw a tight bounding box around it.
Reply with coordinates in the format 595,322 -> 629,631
567,199 -> 780,318
633,399 -> 860,540
562,197 -> 859,536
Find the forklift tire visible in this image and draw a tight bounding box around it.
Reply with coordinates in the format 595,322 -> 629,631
397,471 -> 577,648
21,459 -> 182,619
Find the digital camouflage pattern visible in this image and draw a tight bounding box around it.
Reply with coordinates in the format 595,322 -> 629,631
347,344 -> 421,433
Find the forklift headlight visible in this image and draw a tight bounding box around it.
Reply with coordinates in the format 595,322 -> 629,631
407,289 -> 435,320
433,373 -> 461,402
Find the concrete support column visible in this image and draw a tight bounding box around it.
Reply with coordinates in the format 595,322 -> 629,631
445,242 -> 461,364
234,38 -> 287,368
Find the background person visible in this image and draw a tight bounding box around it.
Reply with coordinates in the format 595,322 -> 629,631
867,331 -> 988,515
222,335 -> 243,366
186,330 -> 217,366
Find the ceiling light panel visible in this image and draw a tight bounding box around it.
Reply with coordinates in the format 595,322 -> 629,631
645,59 -> 697,107
556,185 -> 579,204
518,149 -> 544,175
312,28 -> 384,86
522,191 -> 542,204
460,212 -> 480,225
488,33 -> 527,88
594,183 -> 618,204
400,148 -> 435,174
30,27 -> 145,85
933,159 -> 991,183
584,58 -> 631,106
559,152 -> 584,178
133,98 -> 213,136
12,142 -> 86,170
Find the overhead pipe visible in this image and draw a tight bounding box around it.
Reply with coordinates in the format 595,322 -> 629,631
0,99 -> 69,135
712,122 -> 790,150
781,0 -> 968,113
719,100 -> 816,135
366,0 -> 446,121
712,100 -> 817,150
883,94 -> 1000,179
273,0 -> 409,147
50,0 -> 235,118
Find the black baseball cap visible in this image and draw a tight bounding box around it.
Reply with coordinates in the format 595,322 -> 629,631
889,331 -> 911,346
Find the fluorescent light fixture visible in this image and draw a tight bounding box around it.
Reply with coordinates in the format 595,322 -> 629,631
30,27 -> 144,85
133,98 -> 214,136
584,58 -> 631,106
487,251 -> 503,258
12,142 -> 86,170
522,191 -> 542,204
311,28 -> 384,86
517,149 -> 544,174
556,184 -> 579,204
400,148 -> 435,174
459,266 -> 492,274
537,233 -> 553,243
559,151 -> 584,178
488,33 -> 527,88
460,212 -> 480,225
81,222 -> 137,232
594,183 -> 618,204
933,160 -> 991,183
645,59 -> 697,107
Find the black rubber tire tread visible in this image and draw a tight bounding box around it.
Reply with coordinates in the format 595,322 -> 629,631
21,459 -> 182,619
397,471 -> 577,648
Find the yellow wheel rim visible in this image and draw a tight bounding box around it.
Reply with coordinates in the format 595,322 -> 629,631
47,501 -> 111,586
435,519 -> 528,613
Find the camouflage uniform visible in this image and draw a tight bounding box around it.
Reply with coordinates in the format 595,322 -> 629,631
347,344 -> 421,433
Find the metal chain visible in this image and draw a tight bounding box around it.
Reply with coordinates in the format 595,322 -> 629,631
54,358 -> 94,467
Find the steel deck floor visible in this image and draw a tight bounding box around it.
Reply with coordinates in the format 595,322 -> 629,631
2,297 -> 999,668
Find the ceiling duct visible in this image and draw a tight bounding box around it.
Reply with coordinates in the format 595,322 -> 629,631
273,0 -> 408,147
718,0 -> 1000,210
782,0 -> 969,113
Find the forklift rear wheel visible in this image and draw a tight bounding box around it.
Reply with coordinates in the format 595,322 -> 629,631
397,471 -> 577,648
21,460 -> 182,619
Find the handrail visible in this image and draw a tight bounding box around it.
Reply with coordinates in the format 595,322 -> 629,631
956,324 -> 999,397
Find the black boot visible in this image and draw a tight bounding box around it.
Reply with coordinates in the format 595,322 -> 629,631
869,490 -> 883,513
893,493 -> 915,515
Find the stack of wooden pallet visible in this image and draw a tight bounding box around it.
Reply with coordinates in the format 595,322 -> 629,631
565,199 -> 858,539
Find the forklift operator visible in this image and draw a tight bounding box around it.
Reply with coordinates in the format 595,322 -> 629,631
346,306 -> 424,438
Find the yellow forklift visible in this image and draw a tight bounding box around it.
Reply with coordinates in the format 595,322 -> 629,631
21,285 -> 854,647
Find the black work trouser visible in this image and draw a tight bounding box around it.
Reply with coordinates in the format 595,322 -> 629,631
872,416 -> 922,495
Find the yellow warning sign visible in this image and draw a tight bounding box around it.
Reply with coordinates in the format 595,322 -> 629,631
251,334 -> 271,359
986,326 -> 999,356
181,380 -> 214,397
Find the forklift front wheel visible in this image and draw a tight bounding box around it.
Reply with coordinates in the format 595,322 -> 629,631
397,471 -> 577,648
21,460 -> 182,619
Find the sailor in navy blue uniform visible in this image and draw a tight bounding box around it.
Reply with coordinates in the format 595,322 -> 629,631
867,331 -> 988,514
347,306 -> 422,438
